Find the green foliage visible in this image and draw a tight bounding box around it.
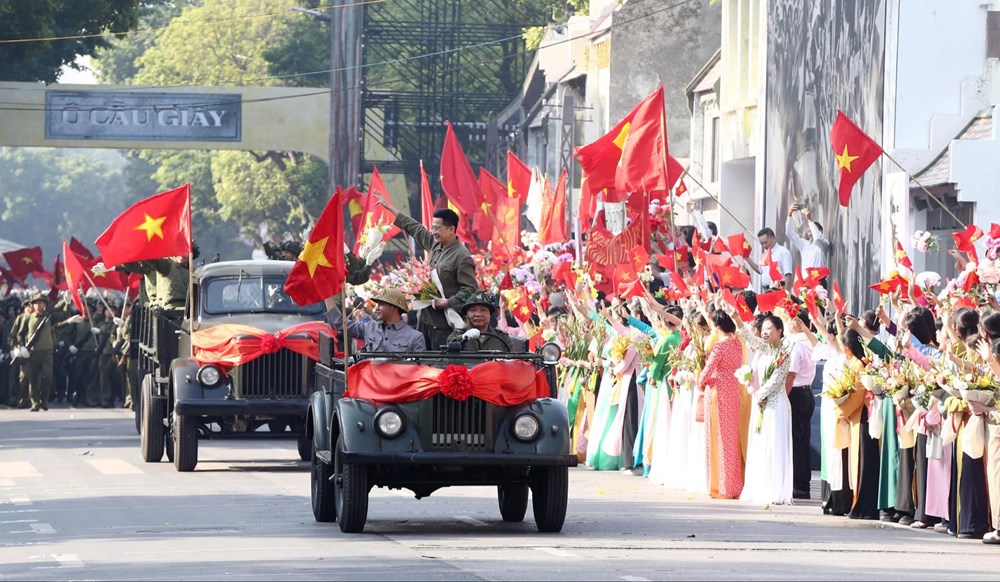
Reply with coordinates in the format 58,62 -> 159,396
0,0 -> 142,83
0,147 -> 127,263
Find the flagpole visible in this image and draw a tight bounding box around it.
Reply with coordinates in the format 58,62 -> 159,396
678,168 -> 756,240
80,269 -> 113,315
881,152 -> 966,229
187,192 -> 194,358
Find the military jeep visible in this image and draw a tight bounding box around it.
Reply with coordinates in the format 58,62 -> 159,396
306,337 -> 577,533
134,260 -> 327,471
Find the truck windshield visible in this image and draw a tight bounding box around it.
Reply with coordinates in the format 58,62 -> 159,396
203,276 -> 324,315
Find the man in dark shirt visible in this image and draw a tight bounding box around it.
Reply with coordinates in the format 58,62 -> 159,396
376,195 -> 477,350
447,291 -> 523,352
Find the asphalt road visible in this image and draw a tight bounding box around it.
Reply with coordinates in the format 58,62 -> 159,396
1,407 -> 996,581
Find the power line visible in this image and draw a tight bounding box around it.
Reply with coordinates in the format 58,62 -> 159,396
0,0 -> 702,113
0,0 -> 387,45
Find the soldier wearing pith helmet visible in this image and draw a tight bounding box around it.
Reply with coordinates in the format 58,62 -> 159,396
448,290 -> 523,352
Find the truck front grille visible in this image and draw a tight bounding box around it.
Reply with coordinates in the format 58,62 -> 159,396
429,395 -> 489,451
237,349 -> 304,399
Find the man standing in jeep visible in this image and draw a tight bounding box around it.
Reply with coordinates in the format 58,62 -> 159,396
325,288 -> 425,353
376,194 -> 477,350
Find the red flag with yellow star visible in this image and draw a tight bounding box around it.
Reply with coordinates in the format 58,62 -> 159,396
727,233 -> 751,259
95,184 -> 192,268
895,240 -> 912,270
831,281 -> 846,313
61,241 -> 87,314
285,188 -> 347,306
539,170 -> 569,245
440,121 -> 485,222
354,166 -> 402,253
830,111 -> 883,207
507,151 -> 532,202
755,290 -> 786,313
718,264 -> 751,290
869,277 -> 900,295
614,85 -> 685,194
953,224 -> 983,259
2,246 -> 44,280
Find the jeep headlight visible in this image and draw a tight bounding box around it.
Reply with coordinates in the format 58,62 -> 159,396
540,342 -> 562,365
374,408 -> 405,438
511,413 -> 540,442
197,365 -> 223,387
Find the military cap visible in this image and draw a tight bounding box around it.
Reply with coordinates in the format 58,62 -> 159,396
27,292 -> 47,305
460,290 -> 498,316
371,288 -> 410,313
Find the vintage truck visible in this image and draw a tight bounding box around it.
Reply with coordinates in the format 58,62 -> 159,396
133,260 -> 330,471
306,336 -> 577,533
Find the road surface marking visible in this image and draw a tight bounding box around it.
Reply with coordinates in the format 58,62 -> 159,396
30,523 -> 56,534
1,519 -> 37,524
53,554 -> 84,568
0,462 -> 40,479
85,459 -> 143,475
455,515 -> 488,527
0,478 -> 14,486
534,547 -> 577,558
621,577 -> 650,582
11,496 -> 33,506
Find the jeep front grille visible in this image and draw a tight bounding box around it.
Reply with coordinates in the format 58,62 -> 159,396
430,395 -> 489,451
237,349 -> 304,399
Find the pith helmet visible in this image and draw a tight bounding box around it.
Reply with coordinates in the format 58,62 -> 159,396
460,290 -> 497,316
371,288 -> 409,313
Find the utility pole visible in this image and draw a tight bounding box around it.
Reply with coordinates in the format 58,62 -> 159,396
329,0 -> 364,196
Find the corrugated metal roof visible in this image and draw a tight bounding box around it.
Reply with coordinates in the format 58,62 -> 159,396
912,110 -> 994,187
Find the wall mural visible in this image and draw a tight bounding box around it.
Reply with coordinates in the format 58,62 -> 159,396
764,0 -> 886,312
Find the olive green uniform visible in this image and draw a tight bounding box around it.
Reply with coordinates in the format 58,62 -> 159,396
59,319 -> 100,406
23,310 -> 55,409
446,327 -> 519,352
97,317 -> 120,407
7,311 -> 30,406
392,213 -> 478,349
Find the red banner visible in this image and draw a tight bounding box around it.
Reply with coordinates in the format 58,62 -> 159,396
191,321 -> 336,370
345,360 -> 550,407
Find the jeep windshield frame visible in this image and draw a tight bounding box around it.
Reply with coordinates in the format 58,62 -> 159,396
201,275 -> 324,316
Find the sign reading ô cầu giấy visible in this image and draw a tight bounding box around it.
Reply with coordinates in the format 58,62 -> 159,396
45,91 -> 242,142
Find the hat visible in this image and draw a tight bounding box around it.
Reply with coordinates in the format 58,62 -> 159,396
27,293 -> 47,305
371,288 -> 409,313
460,290 -> 497,316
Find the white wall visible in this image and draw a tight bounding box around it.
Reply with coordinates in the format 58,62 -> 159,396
951,107 -> 1000,232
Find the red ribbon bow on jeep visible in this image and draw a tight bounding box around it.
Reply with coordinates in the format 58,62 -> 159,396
191,321 -> 337,370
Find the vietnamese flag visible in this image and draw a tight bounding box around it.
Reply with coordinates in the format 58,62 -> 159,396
894,240 -> 913,270
61,241 -> 87,314
805,267 -> 830,287
507,151 -> 532,202
756,290 -> 786,313
95,184 -> 192,268
419,160 -> 434,230
578,177 -> 599,230
830,111 -> 883,207
761,249 -> 782,284
718,264 -> 751,290
69,237 -> 96,262
613,85 -> 685,194
481,168 -> 520,255
675,179 -> 688,197
50,254 -> 66,291
832,281 -> 846,313
3,246 -> 44,280
440,121 -> 485,223
539,170 -> 569,245
344,186 -> 366,237
711,238 -> 729,255
792,266 -> 807,297
285,188 -> 347,306
869,277 -> 899,295
354,165 -> 402,253
734,293 -> 755,323
88,255 -> 127,291
728,233 -> 752,259
953,224 -> 983,259
575,107 -> 635,193
667,270 -> 691,299
613,263 -> 641,293
628,245 -> 651,274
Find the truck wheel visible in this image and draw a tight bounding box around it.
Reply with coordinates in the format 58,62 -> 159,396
333,435 -> 369,533
531,466 -> 569,533
311,441 -> 336,522
297,436 -> 311,462
139,375 -> 164,463
172,412 -> 199,472
497,484 -> 529,522
133,377 -> 143,435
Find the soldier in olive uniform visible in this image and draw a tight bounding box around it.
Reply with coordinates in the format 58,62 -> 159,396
447,291 -> 524,353
57,299 -> 101,407
7,296 -> 34,408
377,196 -> 477,350
50,295 -> 78,403
97,303 -> 122,407
117,302 -> 136,409
17,294 -> 56,411
0,298 -> 18,406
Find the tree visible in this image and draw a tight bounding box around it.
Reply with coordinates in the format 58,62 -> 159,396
0,0 -> 142,83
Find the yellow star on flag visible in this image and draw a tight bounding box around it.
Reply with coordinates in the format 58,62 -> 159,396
835,145 -> 860,172
613,122 -> 631,150
21,257 -> 33,264
134,213 -> 167,241
507,180 -> 516,199
298,236 -> 333,277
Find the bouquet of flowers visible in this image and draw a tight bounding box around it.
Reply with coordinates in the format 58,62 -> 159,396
859,356 -> 886,395
823,365 -> 859,405
961,369 -> 999,406
911,230 -> 940,253
355,225 -> 389,266
734,364 -> 754,387
911,383 -> 932,411
987,235 -> 1000,261
756,342 -> 793,433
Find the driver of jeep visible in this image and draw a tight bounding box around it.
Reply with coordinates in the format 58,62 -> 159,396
447,291 -> 523,352
324,288 -> 425,353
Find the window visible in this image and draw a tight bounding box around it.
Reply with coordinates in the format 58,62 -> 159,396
203,276 -> 324,315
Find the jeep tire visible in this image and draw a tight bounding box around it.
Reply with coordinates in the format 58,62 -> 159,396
297,436 -> 311,462
172,412 -> 198,472
333,435 -> 369,533
139,375 -> 164,463
311,442 -> 336,522
530,466 -> 568,533
497,484 -> 529,522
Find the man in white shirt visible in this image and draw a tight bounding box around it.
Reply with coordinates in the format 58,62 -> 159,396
785,204 -> 830,270
746,227 -> 793,290
785,310 -> 817,499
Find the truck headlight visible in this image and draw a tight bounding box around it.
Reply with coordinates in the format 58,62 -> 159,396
540,342 -> 562,364
374,408 -> 405,438
511,413 -> 540,442
197,365 -> 223,387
